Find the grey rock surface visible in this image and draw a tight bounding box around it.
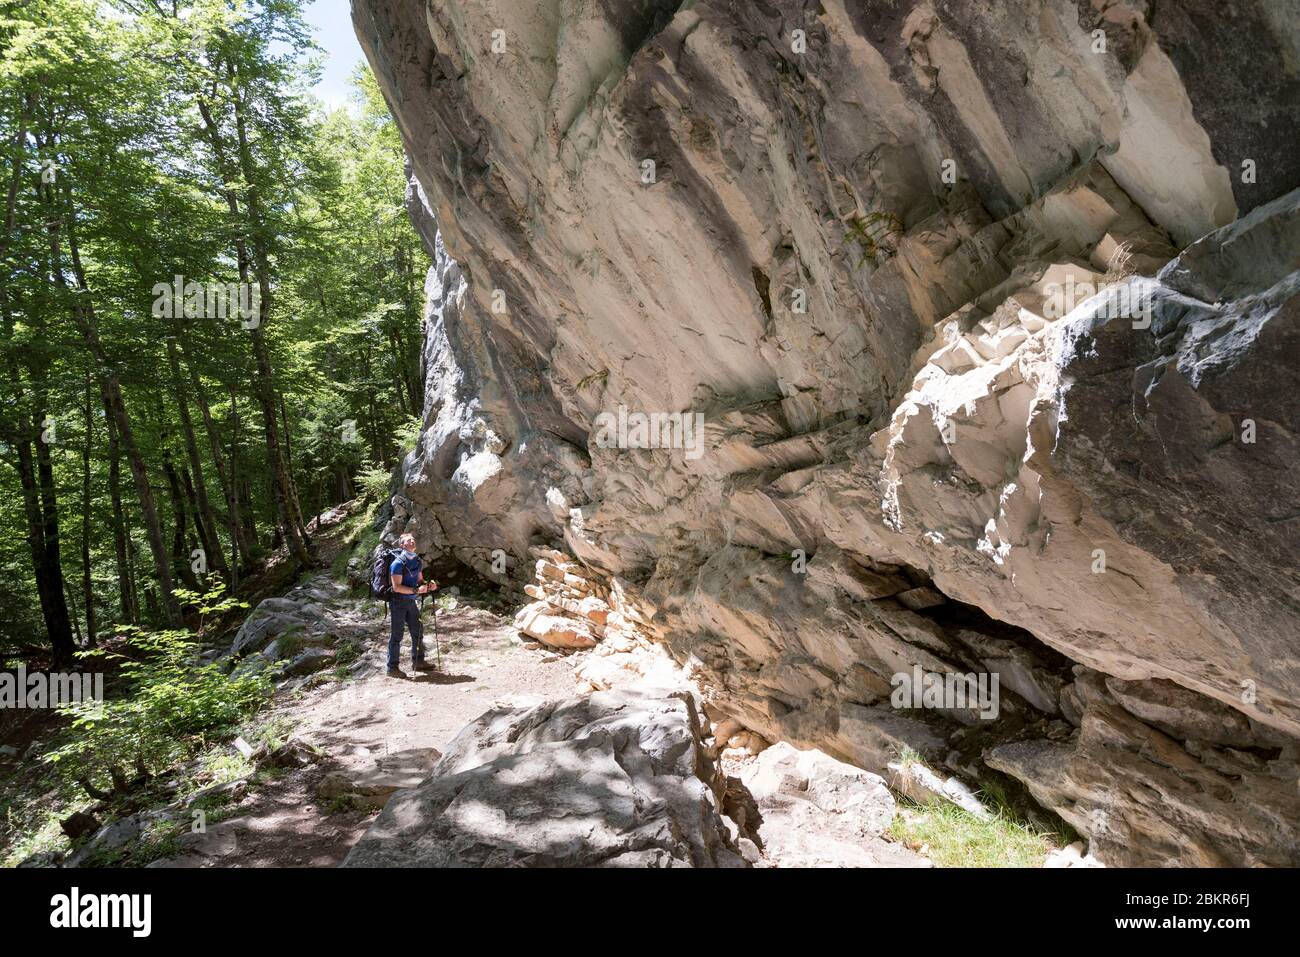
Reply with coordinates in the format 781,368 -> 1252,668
352,0 -> 1300,865
342,690 -> 745,867
738,741 -> 929,868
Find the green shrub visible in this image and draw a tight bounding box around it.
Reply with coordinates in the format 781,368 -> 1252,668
356,461 -> 395,503
43,628 -> 272,793
392,414 -> 423,455
173,580 -> 249,631
242,714 -> 296,753
275,627 -> 306,660
335,639 -> 362,667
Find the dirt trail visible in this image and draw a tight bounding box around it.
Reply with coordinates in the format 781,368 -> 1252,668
153,596 -> 577,868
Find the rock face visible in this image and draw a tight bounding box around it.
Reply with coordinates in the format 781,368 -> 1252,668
353,0 -> 1300,865
738,741 -> 928,867
342,691 -> 745,867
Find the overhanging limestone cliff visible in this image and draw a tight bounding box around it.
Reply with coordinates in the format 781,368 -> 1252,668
352,0 -> 1300,865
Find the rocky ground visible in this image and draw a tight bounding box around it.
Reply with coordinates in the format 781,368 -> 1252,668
137,580 -> 581,868
42,550 -> 955,868
139,542 -> 1090,868
6,509 -> 1099,869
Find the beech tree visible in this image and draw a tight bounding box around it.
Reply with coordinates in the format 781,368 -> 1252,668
0,0 -> 428,658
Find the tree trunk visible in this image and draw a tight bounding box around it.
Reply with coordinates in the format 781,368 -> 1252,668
163,451 -> 200,591
0,290 -> 75,663
248,328 -> 310,563
178,334 -> 249,578
279,394 -> 294,472
80,369 -> 97,646
165,337 -> 228,579
9,424 -> 75,664
280,393 -> 312,547
229,392 -> 259,559
105,415 -> 134,624
197,91 -> 310,568
180,466 -> 212,575
65,581 -> 83,646
126,521 -> 140,625
0,117 -> 73,659
388,328 -> 409,417
32,408 -> 77,648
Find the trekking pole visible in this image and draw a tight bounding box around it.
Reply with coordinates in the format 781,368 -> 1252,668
418,593 -> 426,665
433,595 -> 442,671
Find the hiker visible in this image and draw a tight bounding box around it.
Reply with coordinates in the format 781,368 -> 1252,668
387,532 -> 437,677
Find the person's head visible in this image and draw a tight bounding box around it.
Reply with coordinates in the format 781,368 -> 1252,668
398,533 -> 417,553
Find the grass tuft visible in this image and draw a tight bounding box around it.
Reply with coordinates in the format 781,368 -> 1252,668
887,778 -> 1073,868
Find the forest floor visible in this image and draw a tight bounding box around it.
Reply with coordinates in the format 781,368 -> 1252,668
150,595 -> 578,867
141,505 -> 581,868
0,504 -> 576,868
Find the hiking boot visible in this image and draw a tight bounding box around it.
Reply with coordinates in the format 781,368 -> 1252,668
386,667 -> 406,679
412,660 -> 437,672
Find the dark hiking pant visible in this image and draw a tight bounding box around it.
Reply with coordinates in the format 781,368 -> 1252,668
388,597 -> 424,669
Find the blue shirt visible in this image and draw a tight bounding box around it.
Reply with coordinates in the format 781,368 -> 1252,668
390,553 -> 422,593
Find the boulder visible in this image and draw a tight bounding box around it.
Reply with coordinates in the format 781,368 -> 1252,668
281,648 -> 336,678
65,810 -> 176,867
59,811 -> 101,841
743,742 -> 896,832
1044,841 -> 1105,869
573,639 -> 687,695
229,601 -> 315,656
513,602 -> 597,649
885,760 -> 992,821
738,742 -> 929,868
985,671 -> 1300,867
317,748 -> 441,810
342,691 -> 745,867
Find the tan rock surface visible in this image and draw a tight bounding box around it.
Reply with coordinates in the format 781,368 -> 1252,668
354,0 -> 1300,865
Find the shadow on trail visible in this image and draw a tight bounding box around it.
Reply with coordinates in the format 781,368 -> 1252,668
407,671 -> 475,686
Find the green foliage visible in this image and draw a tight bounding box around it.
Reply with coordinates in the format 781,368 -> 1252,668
174,579 -> 249,630
1,791 -> 90,868
334,639 -> 362,668
42,629 -> 271,790
322,793 -> 357,815
273,627 -> 306,660
392,414 -> 423,455
356,461 -> 396,504
195,751 -> 255,788
0,0 -> 428,647
893,744 -> 923,769
241,714 -> 297,753
844,210 -> 903,267
888,797 -> 1065,868
0,0 -> 426,861
76,816 -> 185,868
